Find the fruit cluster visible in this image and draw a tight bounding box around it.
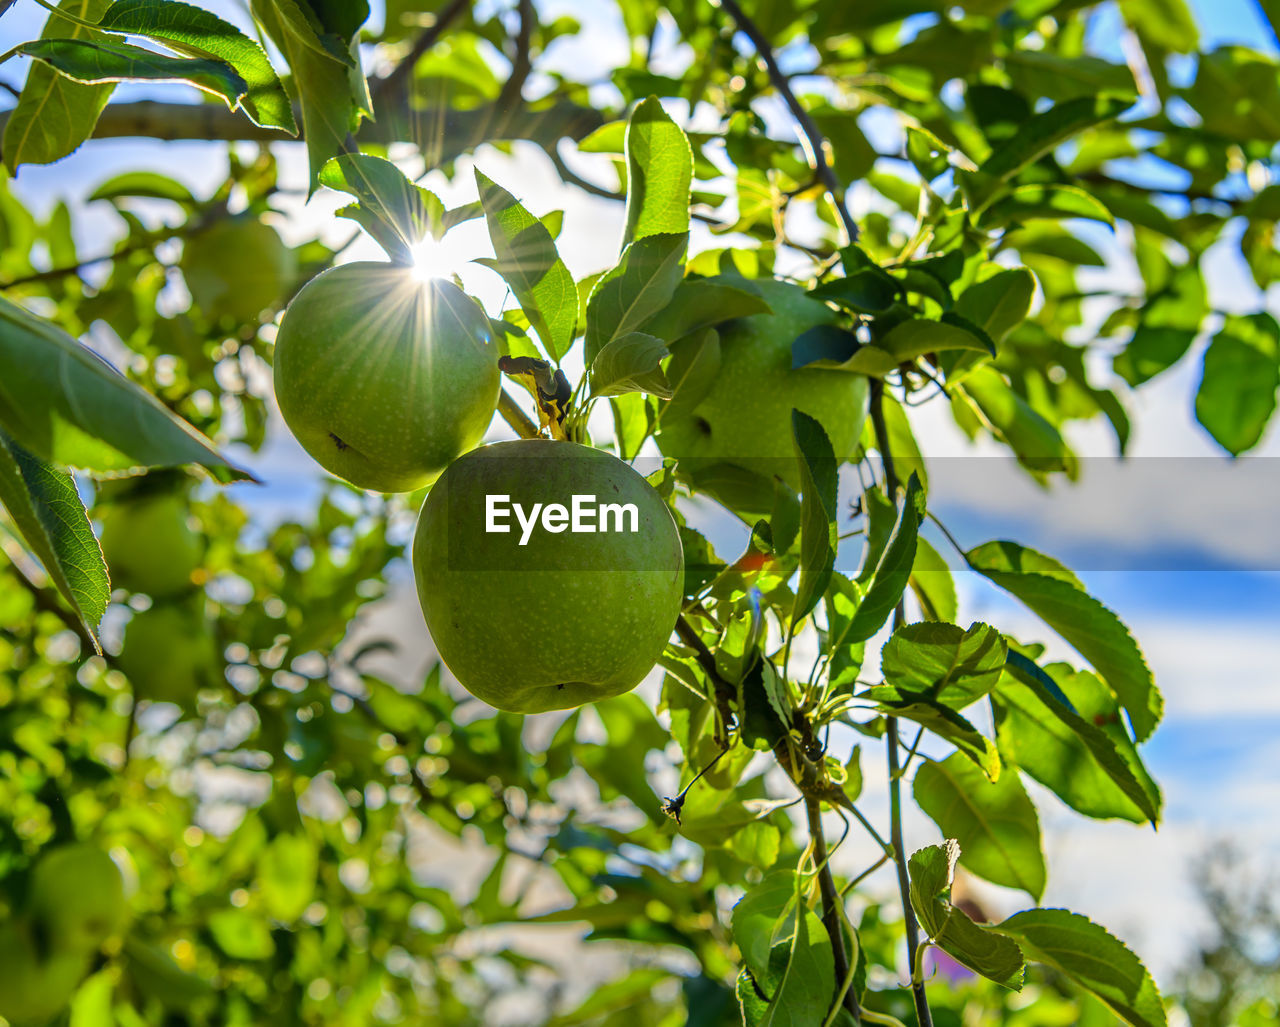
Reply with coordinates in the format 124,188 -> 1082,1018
269,261 -> 866,716
272,263 -> 685,714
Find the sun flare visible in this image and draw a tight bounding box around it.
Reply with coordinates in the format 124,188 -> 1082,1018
408,236 -> 463,283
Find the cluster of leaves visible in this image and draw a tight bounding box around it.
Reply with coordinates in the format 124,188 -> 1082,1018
1,0 -> 1274,1023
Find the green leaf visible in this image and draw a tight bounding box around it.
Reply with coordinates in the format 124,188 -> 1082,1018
959,366 -> 1073,474
983,183 -> 1115,228
122,936 -> 215,1008
878,318 -> 994,361
1113,261 -> 1206,385
914,753 -> 1046,900
1118,0 -> 1198,51
99,0 -> 296,132
909,537 -> 955,623
2,0 -> 113,170
960,95 -> 1132,212
823,573 -> 866,691
250,0 -> 360,192
585,231 -> 688,364
810,269 -> 899,313
758,660 -> 791,736
258,833 -> 318,922
967,541 -> 1161,742
855,489 -> 895,590
302,0 -> 370,42
860,688 -> 1001,780
0,430 -> 108,651
954,268 -> 1037,347
844,475 -> 925,643
1189,47 -> 1280,142
321,153 -> 442,263
733,872 -> 835,1027
790,411 -> 838,622
87,171 -> 196,204
611,393 -> 655,461
879,392 -> 928,492
208,908 -> 275,960
642,278 -> 771,344
16,38 -> 249,108
590,332 -> 671,398
907,841 -> 1026,989
1194,313 -> 1280,455
662,326 -> 722,425
1113,326 -> 1197,387
0,294 -> 250,482
791,326 -> 900,377
474,170 -> 577,362
623,96 -> 693,246
994,909 -> 1166,1027
1004,51 -> 1137,102
881,621 -> 1007,709
732,871 -> 797,980
997,655 -> 1162,825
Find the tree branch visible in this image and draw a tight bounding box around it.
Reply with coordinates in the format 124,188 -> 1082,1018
868,378 -> 933,1027
713,0 -> 859,243
674,613 -> 738,732
495,0 -> 534,113
373,0 -> 472,107
0,97 -> 604,160
807,796 -> 863,1024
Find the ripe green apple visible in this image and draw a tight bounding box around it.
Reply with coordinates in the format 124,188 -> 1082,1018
28,844 -> 129,955
274,264 -> 501,492
0,920 -> 91,1026
657,277 -> 869,492
180,217 -> 295,325
115,600 -> 218,708
98,490 -> 203,598
413,439 -> 684,714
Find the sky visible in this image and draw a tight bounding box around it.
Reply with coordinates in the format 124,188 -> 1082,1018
3,0 -> 1279,992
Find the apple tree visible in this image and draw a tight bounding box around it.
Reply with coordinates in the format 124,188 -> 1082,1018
1,0 -> 1276,1024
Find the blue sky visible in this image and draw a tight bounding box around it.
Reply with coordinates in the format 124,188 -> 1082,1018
3,0 -> 1279,988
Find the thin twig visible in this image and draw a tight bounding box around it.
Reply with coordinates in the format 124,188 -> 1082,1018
1,234 -> 167,289
898,725 -> 926,775
868,378 -> 933,1027
497,388 -> 539,439
674,614 -> 738,710
807,796 -> 862,1023
712,0 -> 859,243
541,142 -> 728,228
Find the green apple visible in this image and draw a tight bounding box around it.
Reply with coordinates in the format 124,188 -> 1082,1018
180,217 -> 295,325
413,439 -> 684,714
115,600 -> 218,708
657,277 -> 869,492
28,844 -> 129,955
98,491 -> 203,598
0,920 -> 91,1026
274,264 -> 501,493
